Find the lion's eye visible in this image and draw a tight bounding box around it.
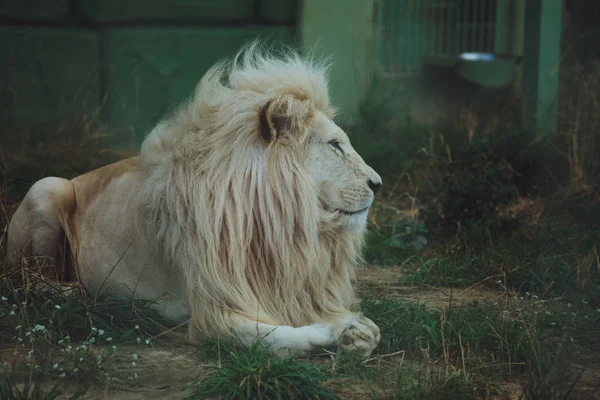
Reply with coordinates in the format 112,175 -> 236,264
328,140 -> 344,155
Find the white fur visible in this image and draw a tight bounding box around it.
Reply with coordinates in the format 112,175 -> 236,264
7,41 -> 382,358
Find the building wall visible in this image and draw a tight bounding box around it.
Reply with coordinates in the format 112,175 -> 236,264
299,0 -> 376,124
0,0 -> 298,150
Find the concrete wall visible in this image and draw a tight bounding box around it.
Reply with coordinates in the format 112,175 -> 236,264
1,0 -> 298,150
299,0 -> 375,124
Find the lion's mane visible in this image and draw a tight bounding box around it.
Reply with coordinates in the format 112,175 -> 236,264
139,42 -> 364,341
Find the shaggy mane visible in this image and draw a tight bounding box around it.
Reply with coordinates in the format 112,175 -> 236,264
139,41 -> 364,340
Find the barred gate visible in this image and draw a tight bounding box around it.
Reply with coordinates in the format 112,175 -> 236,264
376,0 -> 511,76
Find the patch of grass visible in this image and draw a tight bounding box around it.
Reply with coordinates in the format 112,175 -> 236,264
187,340 -> 338,400
365,214 -> 429,266
395,365 -> 497,400
402,254 -> 482,287
393,212 -> 600,308
0,261 -> 170,397
0,371 -> 88,400
362,297 -> 539,372
361,296 -> 599,398
520,337 -> 585,400
0,265 -> 169,345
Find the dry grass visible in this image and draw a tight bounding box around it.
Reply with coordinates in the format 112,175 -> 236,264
558,62 -> 600,195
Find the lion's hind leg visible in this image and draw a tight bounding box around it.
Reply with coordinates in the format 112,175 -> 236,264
6,177 -> 76,281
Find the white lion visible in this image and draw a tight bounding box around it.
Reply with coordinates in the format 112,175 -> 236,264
7,42 -> 383,358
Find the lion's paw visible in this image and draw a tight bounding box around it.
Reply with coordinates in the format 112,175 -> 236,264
337,314 -> 380,359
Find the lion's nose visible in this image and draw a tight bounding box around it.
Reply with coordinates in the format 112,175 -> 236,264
368,179 -> 382,195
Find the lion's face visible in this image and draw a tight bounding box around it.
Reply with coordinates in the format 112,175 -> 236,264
305,112 -> 382,230
259,95 -> 382,231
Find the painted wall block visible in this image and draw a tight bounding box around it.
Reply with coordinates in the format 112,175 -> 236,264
78,0 -> 254,23
0,0 -> 70,22
0,27 -> 101,135
104,26 -> 294,148
259,0 -> 298,24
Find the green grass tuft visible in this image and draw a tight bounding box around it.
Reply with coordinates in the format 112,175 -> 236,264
187,340 -> 338,400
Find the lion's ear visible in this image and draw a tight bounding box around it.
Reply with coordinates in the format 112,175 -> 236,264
259,95 -> 314,143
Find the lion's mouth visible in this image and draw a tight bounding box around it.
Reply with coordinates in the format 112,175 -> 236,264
336,207 -> 369,216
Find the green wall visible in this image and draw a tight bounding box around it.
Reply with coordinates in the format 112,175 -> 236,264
299,0 -> 375,124
0,0 -> 298,150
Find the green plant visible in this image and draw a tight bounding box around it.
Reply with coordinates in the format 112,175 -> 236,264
402,254 -> 481,287
0,261 -> 166,397
187,340 -> 338,400
361,297 -> 539,370
0,370 -> 88,400
396,366 -> 495,400
0,265 -> 168,345
437,135 -> 518,224
366,216 -> 429,266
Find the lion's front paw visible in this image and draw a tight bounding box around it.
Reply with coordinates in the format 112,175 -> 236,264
337,314 -> 380,359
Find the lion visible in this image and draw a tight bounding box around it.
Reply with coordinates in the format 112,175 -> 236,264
7,42 -> 383,358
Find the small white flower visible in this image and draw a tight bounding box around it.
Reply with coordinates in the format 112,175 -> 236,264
59,373 -> 66,378
73,368 -> 79,373
145,339 -> 150,345
79,357 -> 84,362
567,303 -> 572,308
1,296 -> 7,301
53,363 -> 59,369
91,327 -> 97,332
55,305 -> 61,310
131,362 -> 137,367
106,337 -> 113,342
134,325 -> 139,330
98,329 -> 104,336
15,325 -> 21,330
550,322 -> 556,326
132,354 -> 138,360
9,311 -> 15,316
112,345 -> 117,352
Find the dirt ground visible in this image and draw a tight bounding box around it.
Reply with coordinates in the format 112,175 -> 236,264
50,266 -> 594,399
1,265 -> 598,399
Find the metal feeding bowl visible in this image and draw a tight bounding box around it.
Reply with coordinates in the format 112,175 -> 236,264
454,52 -> 522,88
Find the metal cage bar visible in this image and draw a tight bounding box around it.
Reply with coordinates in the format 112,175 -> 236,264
376,0 -> 507,75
